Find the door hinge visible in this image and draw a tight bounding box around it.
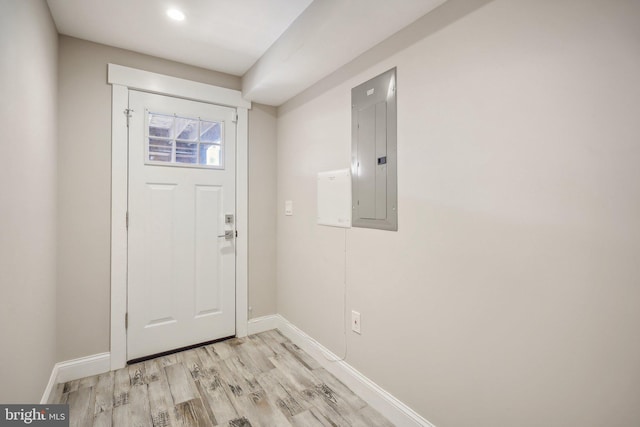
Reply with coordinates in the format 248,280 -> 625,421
124,108 -> 134,127
233,113 -> 238,123
126,211 -> 129,228
125,313 -> 128,329
235,230 -> 238,238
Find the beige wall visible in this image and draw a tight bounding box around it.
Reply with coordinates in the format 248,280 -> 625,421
248,104 -> 278,318
57,36 -> 277,361
0,0 -> 58,402
276,0 -> 640,426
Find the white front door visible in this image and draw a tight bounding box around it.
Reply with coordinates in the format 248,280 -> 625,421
127,90 -> 236,361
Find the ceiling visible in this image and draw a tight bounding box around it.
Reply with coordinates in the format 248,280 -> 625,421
47,0 -> 447,106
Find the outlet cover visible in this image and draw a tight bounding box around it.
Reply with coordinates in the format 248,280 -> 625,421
351,310 -> 361,334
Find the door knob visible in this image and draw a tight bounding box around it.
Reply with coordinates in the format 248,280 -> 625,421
217,230 -> 234,240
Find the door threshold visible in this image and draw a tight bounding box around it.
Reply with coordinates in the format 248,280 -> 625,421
127,335 -> 235,365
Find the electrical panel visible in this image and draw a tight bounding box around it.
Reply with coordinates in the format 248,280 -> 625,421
351,68 -> 397,231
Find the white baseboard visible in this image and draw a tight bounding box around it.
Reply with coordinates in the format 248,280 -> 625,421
247,314 -> 281,335
248,314 -> 435,427
40,353 -> 111,404
40,364 -> 59,404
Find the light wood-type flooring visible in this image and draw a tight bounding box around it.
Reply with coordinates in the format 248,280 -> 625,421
49,330 -> 393,426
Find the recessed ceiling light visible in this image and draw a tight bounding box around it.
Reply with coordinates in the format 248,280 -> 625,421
167,9 -> 185,21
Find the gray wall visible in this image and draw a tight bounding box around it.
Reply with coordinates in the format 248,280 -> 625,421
248,104 -> 278,318
276,0 -> 640,426
0,0 -> 58,402
57,36 -> 277,361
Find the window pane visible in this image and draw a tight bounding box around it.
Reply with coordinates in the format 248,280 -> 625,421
148,138 -> 172,162
200,120 -> 221,143
148,113 -> 173,138
199,143 -> 221,166
175,117 -> 198,141
146,112 -> 225,169
176,141 -> 197,164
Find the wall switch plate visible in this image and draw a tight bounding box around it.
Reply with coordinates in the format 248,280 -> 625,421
351,310 -> 361,334
285,200 -> 293,216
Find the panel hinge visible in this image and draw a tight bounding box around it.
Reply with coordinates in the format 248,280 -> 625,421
124,108 -> 134,127
126,211 -> 129,228
233,113 -> 238,123
125,313 -> 128,329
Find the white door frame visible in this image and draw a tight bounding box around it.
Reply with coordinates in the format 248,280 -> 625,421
108,64 -> 251,370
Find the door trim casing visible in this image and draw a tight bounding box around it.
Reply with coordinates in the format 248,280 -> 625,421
108,64 -> 251,370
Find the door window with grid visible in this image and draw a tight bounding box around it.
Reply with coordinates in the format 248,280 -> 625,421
146,111 -> 225,168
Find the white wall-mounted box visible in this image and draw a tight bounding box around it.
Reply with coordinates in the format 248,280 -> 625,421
317,169 -> 351,228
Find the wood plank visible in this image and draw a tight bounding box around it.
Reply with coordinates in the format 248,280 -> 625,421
111,385 -> 152,427
194,346 -> 221,378
311,368 -> 367,411
255,332 -> 289,357
207,338 -> 234,361
176,349 -> 205,382
193,368 -> 238,425
143,358 -> 162,384
261,329 -> 288,344
239,336 -> 276,373
164,363 -> 197,404
63,379 -> 80,394
129,362 -> 147,387
298,389 -> 351,427
270,367 -> 352,427
256,370 -> 305,419
300,380 -> 371,427
156,353 -> 178,368
174,398 -> 214,426
234,349 -> 265,376
193,381 -> 218,426
93,371 -> 114,415
58,392 -> 70,405
216,361 -> 292,427
111,403 -> 128,427
128,384 -> 152,427
281,341 -> 321,370
92,409 -> 112,427
358,405 -> 395,427
79,374 -> 99,390
247,334 -> 279,358
290,409 -> 335,427
216,357 -> 260,402
113,366 -> 131,407
268,352 -> 319,392
68,386 -> 96,427
267,368 -> 311,409
308,407 -> 341,427
224,356 -> 263,394
147,369 -> 179,427
231,387 -> 292,427
228,417 -> 253,427
193,347 -> 237,416
48,382 -> 65,404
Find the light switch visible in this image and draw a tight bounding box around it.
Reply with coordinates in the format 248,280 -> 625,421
285,200 -> 293,216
